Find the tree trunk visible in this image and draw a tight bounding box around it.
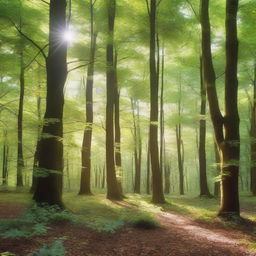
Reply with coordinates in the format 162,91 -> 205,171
200,0 -> 240,216
148,0 -> 165,204
160,46 -> 164,184
17,49 -> 25,187
33,0 -> 67,207
131,99 -> 142,194
105,0 -> 122,200
114,54 -> 124,196
2,130 -> 8,186
176,123 -> 184,195
250,63 -> 256,196
146,140 -> 151,194
199,56 -> 211,197
79,0 -> 97,195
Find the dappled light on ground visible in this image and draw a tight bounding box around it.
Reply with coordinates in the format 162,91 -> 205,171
161,212 -> 238,245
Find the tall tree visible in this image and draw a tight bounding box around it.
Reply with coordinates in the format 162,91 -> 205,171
2,130 -> 9,186
79,0 -> 97,195
105,0 -> 122,200
146,0 -> 165,203
33,0 -> 68,206
114,52 -> 124,196
198,56 -> 211,197
200,0 -> 240,216
16,39 -> 25,187
250,63 -> 256,196
131,98 -> 142,194
176,83 -> 184,195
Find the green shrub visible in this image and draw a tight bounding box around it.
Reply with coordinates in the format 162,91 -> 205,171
0,204 -> 74,238
28,240 -> 65,256
127,213 -> 159,229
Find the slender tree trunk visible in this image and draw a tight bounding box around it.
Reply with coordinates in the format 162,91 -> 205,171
17,49 -> 25,187
160,46 -> 164,183
131,99 -> 142,194
114,56 -> 124,196
199,56 -> 211,197
148,0 -> 165,203
250,63 -> 256,196
200,0 -> 240,216
146,141 -> 151,194
79,0 -> 97,195
176,83 -> 184,195
33,0 -> 67,207
101,164 -> 106,189
105,0 -> 122,200
176,123 -> 184,195
2,130 -> 8,186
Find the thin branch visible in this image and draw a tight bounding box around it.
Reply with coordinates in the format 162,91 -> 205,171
145,0 -> 150,16
67,59 -> 87,65
216,71 -> 225,80
68,64 -> 89,73
185,0 -> 199,21
9,18 -> 47,60
24,44 -> 49,69
40,0 -> 49,5
156,0 -> 163,8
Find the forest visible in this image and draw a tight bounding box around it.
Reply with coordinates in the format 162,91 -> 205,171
0,0 -> 256,255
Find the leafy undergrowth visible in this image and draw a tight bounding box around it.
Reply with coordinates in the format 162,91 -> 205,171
64,193 -> 160,232
0,192 -> 160,240
28,240 -> 65,256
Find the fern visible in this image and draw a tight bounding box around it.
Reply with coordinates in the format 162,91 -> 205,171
28,240 -> 65,256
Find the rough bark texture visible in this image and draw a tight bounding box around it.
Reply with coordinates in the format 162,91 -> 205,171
148,0 -> 165,203
200,0 -> 240,216
199,56 -> 211,197
105,0 -> 122,200
33,0 -> 67,207
79,0 -> 97,195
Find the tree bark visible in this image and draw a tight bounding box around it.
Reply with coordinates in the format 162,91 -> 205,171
2,130 -> 8,186
250,63 -> 256,196
17,48 -> 25,187
148,0 -> 165,203
79,0 -> 97,195
33,0 -> 67,207
114,52 -> 124,196
105,0 -> 122,200
131,98 -> 142,194
199,56 -> 211,197
200,0 -> 240,216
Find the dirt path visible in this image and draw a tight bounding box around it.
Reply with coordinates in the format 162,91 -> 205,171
0,201 -> 255,256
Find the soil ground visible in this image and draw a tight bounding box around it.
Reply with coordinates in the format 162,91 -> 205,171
0,201 -> 256,256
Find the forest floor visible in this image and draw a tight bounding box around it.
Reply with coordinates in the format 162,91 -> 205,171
0,192 -> 256,256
